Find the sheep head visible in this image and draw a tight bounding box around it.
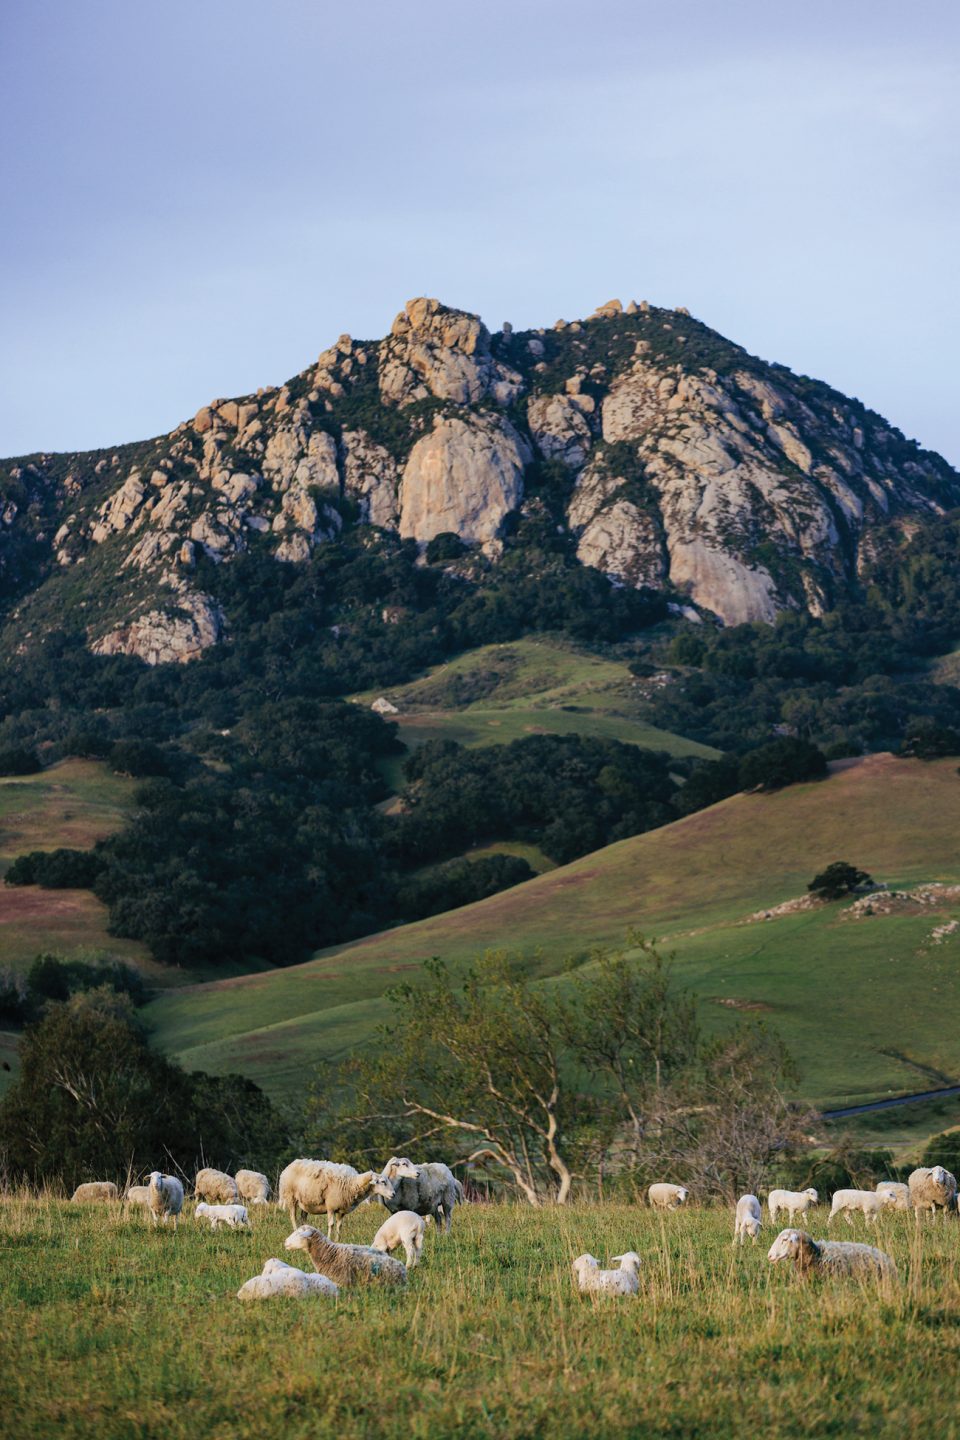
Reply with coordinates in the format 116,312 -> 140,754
194,1203 -> 209,1219
284,1225 -> 319,1252
572,1254 -> 599,1277
611,1252 -> 642,1274
148,1171 -> 163,1193
382,1156 -> 420,1181
371,1176 -> 397,1202
767,1228 -> 801,1263
804,1188 -> 819,1202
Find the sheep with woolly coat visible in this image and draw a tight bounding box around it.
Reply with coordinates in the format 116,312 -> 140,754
70,1181 -> 118,1204
767,1228 -> 898,1281
124,1184 -> 151,1210
194,1167 -> 240,1205
371,1210 -> 430,1268
194,1202 -> 250,1231
235,1169 -> 272,1205
828,1189 -> 883,1226
147,1171 -> 184,1229
767,1187 -> 818,1223
734,1194 -> 762,1244
237,1257 -> 339,1300
876,1181 -> 911,1212
572,1253 -> 642,1295
647,1183 -> 688,1211
277,1159 -> 396,1236
908,1165 -> 957,1221
284,1224 -> 407,1286
377,1157 -> 463,1234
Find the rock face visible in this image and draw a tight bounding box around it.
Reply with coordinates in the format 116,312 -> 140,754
92,585 -> 224,665
399,413 -> 531,545
379,297 -> 523,408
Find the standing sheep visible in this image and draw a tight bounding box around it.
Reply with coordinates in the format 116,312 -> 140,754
907,1166 -> 957,1222
235,1169 -> 272,1205
194,1168 -> 240,1205
876,1181 -> 911,1212
767,1228 -> 898,1281
70,1182 -> 119,1204
734,1194 -> 762,1244
194,1202 -> 250,1231
284,1225 -> 407,1286
377,1157 -> 464,1234
124,1184 -> 151,1211
828,1190 -> 883,1227
371,1210 -> 430,1268
572,1253 -> 642,1295
237,1258 -> 339,1300
277,1159 -> 395,1237
767,1188 -> 818,1223
647,1183 -> 688,1211
147,1172 -> 184,1230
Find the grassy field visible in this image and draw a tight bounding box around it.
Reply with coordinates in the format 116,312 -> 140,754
1,1194 -> 957,1438
146,755 -> 960,1124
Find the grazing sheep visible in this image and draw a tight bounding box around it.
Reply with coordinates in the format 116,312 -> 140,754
124,1184 -> 151,1210
371,1210 -> 429,1268
908,1165 -> 957,1222
572,1252 -> 642,1295
828,1189 -> 883,1226
277,1159 -> 396,1237
285,1224 -> 407,1286
767,1188 -> 818,1223
876,1181 -> 911,1212
235,1169 -> 272,1205
237,1260 -> 339,1300
378,1157 -> 463,1234
734,1194 -> 762,1244
767,1228 -> 898,1281
70,1181 -> 119,1204
147,1171 -> 184,1230
194,1202 -> 250,1231
647,1183 -> 688,1211
194,1167 -> 240,1205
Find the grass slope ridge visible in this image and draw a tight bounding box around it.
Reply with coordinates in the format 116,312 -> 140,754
147,754 -> 960,1109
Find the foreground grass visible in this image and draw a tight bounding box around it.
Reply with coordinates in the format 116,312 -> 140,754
1,1197 -> 958,1439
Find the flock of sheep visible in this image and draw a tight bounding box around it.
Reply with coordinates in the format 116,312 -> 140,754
66,1160 -> 958,1300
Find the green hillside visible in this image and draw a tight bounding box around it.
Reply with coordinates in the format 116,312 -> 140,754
147,754 -> 960,1114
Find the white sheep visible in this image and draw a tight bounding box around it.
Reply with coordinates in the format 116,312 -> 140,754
572,1252 -> 642,1295
876,1181 -> 911,1212
647,1183 -> 688,1211
147,1171 -> 184,1230
734,1194 -> 762,1244
194,1202 -> 250,1231
767,1187 -> 818,1223
194,1167 -> 240,1205
828,1189 -> 883,1226
124,1184 -> 151,1210
277,1159 -> 396,1237
284,1224 -> 407,1286
237,1260 -> 339,1300
377,1157 -> 464,1234
70,1181 -> 119,1203
235,1169 -> 272,1205
371,1210 -> 430,1268
767,1228 -> 898,1281
908,1165 -> 958,1222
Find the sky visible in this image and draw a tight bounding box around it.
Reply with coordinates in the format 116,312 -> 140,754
2,0 -> 958,464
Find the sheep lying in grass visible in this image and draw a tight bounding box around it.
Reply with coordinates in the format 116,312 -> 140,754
908,1166 -> 957,1222
284,1224 -> 407,1286
767,1228 -> 898,1281
147,1172 -> 184,1230
572,1253 -> 642,1295
278,1159 -> 396,1236
876,1181 -> 911,1212
734,1194 -> 762,1244
237,1258 -> 339,1301
235,1169 -> 272,1205
371,1210 -> 430,1268
767,1188 -> 818,1223
70,1182 -> 118,1204
647,1183 -> 688,1211
194,1202 -> 250,1231
828,1189 -> 883,1226
377,1157 -> 463,1234
194,1168 -> 240,1205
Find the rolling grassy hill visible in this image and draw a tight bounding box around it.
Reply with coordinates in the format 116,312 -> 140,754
146,754 -> 960,1121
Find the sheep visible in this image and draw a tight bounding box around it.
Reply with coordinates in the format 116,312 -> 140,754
647,1183 -> 688,1211
147,1171 -> 184,1230
194,1202 -> 250,1231
908,1165 -> 958,1222
828,1189 -> 883,1226
70,1181 -> 119,1204
876,1181 -> 911,1212
235,1169 -> 272,1205
124,1184 -> 151,1209
734,1194 -> 762,1244
277,1159 -> 396,1237
572,1252 -> 642,1295
377,1157 -> 463,1234
767,1228 -> 898,1282
237,1259 -> 339,1300
371,1210 -> 430,1268
767,1187 -> 818,1223
194,1167 -> 240,1205
284,1224 -> 407,1286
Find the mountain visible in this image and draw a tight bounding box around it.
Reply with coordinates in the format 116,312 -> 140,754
2,296 -> 957,662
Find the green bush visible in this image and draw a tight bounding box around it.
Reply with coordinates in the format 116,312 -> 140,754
738,737 -> 827,792
5,848 -> 103,889
807,861 -> 873,901
0,747 -> 41,776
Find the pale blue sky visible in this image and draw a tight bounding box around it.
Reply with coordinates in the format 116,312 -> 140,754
2,1 -> 958,463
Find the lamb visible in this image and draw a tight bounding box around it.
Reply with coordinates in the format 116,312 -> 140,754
284,1224 -> 407,1286
235,1169 -> 272,1205
70,1181 -> 119,1203
237,1258 -> 339,1300
647,1183 -> 688,1211
377,1157 -> 464,1234
124,1184 -> 151,1209
907,1165 -> 958,1222
194,1202 -> 250,1231
767,1188 -> 818,1223
734,1194 -> 762,1244
194,1167 -> 240,1205
371,1210 -> 430,1268
147,1171 -> 185,1230
767,1228 -> 898,1281
572,1252 -> 642,1295
277,1159 -> 396,1237
876,1181 -> 911,1212
828,1189 -> 883,1226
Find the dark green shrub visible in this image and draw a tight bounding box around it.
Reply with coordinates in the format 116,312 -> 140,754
425,532 -> 467,563
738,737 -> 827,792
5,848 -> 103,889
0,747 -> 41,776
808,862 -> 874,901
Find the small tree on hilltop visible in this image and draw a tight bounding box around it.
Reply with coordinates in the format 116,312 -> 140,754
808,862 -> 873,901
738,737 -> 827,792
